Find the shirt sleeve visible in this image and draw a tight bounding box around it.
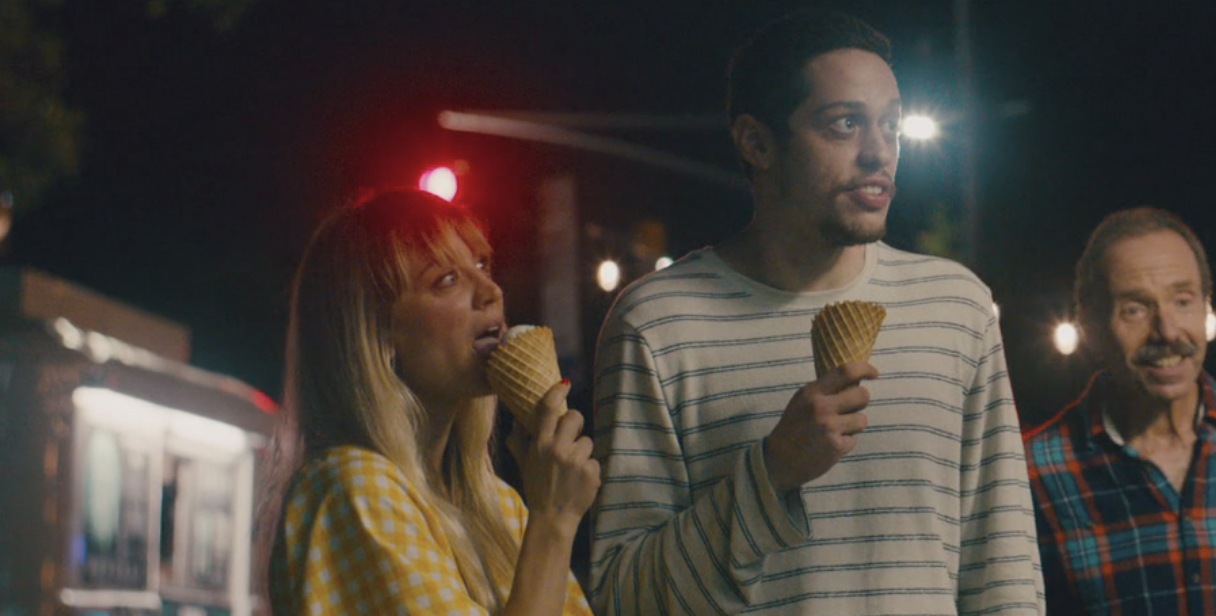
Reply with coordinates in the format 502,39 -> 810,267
956,314 -> 1046,615
589,317 -> 810,616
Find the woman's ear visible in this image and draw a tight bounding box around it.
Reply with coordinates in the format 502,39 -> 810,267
731,114 -> 776,172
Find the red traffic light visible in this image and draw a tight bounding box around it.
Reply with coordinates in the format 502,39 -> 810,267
418,166 -> 458,202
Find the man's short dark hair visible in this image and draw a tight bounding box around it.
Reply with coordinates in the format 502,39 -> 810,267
1075,206 -> 1213,342
727,10 -> 892,138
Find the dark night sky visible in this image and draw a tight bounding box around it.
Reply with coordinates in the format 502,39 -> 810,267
10,0 -> 1216,427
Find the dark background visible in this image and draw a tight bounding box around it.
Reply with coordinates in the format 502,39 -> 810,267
9,0 -> 1216,429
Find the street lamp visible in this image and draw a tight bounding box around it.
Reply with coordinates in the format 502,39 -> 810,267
902,114 -> 940,141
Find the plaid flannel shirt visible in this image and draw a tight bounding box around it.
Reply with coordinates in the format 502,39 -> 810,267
1024,370 -> 1216,616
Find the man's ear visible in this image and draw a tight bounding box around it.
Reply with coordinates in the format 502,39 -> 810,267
1079,315 -> 1113,362
731,114 -> 776,172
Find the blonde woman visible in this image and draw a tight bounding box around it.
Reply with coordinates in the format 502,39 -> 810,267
262,189 -> 598,615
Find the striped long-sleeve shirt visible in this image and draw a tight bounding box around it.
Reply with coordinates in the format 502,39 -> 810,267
590,243 -> 1044,615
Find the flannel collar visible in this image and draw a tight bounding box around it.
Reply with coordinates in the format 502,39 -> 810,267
1073,370 -> 1216,451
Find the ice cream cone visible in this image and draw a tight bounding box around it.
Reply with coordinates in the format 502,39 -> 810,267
811,300 -> 886,376
487,325 -> 565,433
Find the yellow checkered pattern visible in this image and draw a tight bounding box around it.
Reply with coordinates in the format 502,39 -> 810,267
269,445 -> 592,616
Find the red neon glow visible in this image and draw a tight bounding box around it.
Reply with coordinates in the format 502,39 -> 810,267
418,166 -> 458,202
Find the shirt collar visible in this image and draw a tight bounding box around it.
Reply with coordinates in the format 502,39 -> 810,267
1090,371 -> 1216,446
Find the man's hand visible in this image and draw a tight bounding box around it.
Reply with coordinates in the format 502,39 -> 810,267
763,361 -> 878,493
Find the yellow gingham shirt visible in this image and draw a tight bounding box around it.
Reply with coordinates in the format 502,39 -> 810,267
269,445 -> 592,616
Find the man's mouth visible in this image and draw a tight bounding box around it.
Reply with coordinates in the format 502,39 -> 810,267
1133,339 -> 1198,369
845,178 -> 896,209
1148,355 -> 1183,368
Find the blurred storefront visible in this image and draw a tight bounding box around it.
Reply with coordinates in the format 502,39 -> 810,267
0,268 -> 276,616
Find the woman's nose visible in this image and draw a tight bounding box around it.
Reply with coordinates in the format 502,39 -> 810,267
475,271 -> 503,308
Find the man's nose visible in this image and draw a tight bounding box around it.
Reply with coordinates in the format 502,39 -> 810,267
858,125 -> 897,171
1151,307 -> 1183,341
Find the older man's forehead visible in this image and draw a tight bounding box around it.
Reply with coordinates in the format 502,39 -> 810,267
1105,232 -> 1204,287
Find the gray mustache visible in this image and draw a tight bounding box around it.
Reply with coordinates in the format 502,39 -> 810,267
1133,339 -> 1198,364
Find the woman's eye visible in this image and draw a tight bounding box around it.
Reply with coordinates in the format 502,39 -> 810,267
437,272 -> 457,287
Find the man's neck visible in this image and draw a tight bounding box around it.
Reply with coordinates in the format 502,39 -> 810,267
716,223 -> 868,293
1108,380 -> 1200,444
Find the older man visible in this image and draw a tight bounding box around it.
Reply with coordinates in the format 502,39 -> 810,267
1025,207 -> 1215,615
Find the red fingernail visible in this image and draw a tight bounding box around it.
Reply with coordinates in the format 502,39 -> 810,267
561,378 -> 571,386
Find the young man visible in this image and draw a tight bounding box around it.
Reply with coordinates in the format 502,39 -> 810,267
1025,207 -> 1215,615
589,10 -> 1044,616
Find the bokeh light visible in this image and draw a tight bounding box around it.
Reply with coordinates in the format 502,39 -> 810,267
902,114 -> 940,141
1053,322 -> 1079,355
597,259 -> 621,292
655,256 -> 674,270
418,166 -> 458,202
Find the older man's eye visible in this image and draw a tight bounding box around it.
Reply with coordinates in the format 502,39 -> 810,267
1118,303 -> 1147,320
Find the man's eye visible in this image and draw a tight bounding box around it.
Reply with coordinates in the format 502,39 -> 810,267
828,117 -> 858,133
1119,304 -> 1147,320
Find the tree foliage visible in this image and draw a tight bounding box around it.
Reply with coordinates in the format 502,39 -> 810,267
0,0 -> 256,215
0,0 -> 81,215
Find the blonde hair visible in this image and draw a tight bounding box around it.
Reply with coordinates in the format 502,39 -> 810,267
262,190 -> 518,612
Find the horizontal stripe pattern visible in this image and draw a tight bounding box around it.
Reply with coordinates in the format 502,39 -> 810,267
591,243 -> 1044,615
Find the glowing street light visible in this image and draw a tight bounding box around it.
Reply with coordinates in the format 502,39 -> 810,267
418,166 -> 459,202
1053,322 -> 1079,356
655,256 -> 674,271
902,114 -> 940,141
597,259 -> 621,292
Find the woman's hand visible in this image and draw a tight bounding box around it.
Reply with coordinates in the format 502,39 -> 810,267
500,381 -> 599,616
511,380 -> 601,536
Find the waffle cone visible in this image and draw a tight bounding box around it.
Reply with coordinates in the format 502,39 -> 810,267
487,326 -> 564,433
811,300 -> 886,376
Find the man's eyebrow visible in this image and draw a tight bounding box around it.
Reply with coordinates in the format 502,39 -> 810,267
1112,289 -> 1151,302
1114,280 -> 1202,300
807,99 -> 903,117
